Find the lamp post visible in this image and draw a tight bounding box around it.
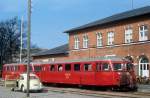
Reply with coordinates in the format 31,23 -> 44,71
27,0 -> 31,97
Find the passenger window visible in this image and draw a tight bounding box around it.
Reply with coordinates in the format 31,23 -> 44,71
50,65 -> 55,71
102,63 -> 110,71
65,64 -> 71,71
34,66 -> 42,72
29,66 -> 33,71
84,64 -> 92,71
96,63 -> 101,71
14,66 -> 16,71
58,64 -> 63,72
14,66 -> 19,71
74,64 -> 80,71
113,63 -> 122,71
3,67 -> 6,71
11,66 -> 14,71
25,66 -> 32,71
6,66 -> 9,71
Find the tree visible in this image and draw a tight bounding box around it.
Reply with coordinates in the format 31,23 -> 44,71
0,17 -> 26,69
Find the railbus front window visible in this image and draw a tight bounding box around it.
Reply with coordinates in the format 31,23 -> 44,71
113,63 -> 122,71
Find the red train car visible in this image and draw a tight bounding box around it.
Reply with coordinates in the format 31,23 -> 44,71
2,63 -> 42,80
37,58 -> 137,90
2,58 -> 137,90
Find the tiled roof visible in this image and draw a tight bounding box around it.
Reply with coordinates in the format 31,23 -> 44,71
32,44 -> 68,57
64,6 -> 150,33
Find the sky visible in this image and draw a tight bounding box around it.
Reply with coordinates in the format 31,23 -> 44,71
0,0 -> 150,49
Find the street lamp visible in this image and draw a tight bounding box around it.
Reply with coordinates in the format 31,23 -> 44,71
27,0 -> 31,97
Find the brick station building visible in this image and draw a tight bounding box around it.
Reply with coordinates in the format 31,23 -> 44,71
33,6 -> 150,78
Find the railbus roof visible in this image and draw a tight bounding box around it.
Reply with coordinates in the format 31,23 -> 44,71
4,56 -> 129,66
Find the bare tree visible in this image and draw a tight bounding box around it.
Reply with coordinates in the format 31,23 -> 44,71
0,17 -> 26,69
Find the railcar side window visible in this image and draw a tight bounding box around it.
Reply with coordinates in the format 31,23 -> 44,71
96,63 -> 101,71
3,67 -> 6,71
11,66 -> 14,71
84,64 -> 92,71
14,66 -> 19,71
74,64 -> 80,71
6,66 -> 10,71
25,65 -> 32,71
30,66 -> 33,71
58,64 -> 63,72
102,63 -> 110,71
65,64 -> 71,71
50,65 -> 55,71
113,63 -> 122,71
34,66 -> 42,72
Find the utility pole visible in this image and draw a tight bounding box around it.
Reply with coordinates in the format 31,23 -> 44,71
20,16 -> 23,63
27,0 -> 31,97
131,0 -> 134,9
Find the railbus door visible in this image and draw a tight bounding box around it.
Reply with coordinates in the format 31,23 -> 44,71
33,64 -> 43,80
95,62 -> 113,86
80,62 -> 95,85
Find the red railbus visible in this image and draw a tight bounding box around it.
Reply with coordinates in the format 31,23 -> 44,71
2,58 -> 137,90
38,59 -> 137,90
2,63 -> 42,80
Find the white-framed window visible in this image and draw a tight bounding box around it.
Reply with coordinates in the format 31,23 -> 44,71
74,35 -> 79,49
96,32 -> 103,47
139,25 -> 148,41
83,34 -> 88,48
125,28 -> 133,43
107,32 -> 114,45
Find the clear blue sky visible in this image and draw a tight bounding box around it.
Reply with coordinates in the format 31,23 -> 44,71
0,0 -> 150,49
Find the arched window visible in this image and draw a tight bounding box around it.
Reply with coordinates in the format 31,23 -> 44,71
139,25 -> 148,41
140,57 -> 149,63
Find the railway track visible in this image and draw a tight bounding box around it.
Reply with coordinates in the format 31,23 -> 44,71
46,86 -> 150,98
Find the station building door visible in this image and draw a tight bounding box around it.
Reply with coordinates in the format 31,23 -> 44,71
139,56 -> 149,78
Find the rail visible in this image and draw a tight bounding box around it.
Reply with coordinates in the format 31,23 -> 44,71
46,86 -> 150,98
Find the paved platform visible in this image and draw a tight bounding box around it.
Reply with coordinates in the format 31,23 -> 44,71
138,84 -> 150,92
